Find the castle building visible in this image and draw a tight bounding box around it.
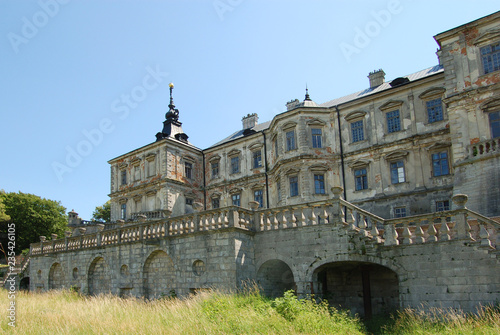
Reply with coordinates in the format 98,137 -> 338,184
29,11 -> 500,316
108,12 -> 500,222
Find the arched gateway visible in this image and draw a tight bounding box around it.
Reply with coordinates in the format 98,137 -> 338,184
257,259 -> 295,298
313,261 -> 399,318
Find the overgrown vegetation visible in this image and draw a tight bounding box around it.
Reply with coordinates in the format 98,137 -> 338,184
0,288 -> 498,334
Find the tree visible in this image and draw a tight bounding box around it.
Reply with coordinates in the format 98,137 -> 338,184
0,190 -> 10,222
92,201 -> 111,222
0,192 -> 67,254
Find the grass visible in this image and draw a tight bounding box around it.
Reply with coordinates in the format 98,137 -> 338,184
0,288 -> 498,334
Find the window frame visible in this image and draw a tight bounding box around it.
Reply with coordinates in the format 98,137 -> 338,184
211,197 -> 220,209
211,161 -> 219,179
436,200 -> 450,212
354,167 -> 368,191
431,151 -> 450,177
184,161 -> 193,179
285,129 -> 296,151
231,193 -> 241,206
230,156 -> 240,174
394,206 -> 407,218
313,173 -> 326,194
480,42 -> 500,75
426,98 -> 444,123
488,111 -> 500,138
351,119 -> 365,143
289,175 -> 299,197
252,150 -> 262,169
311,128 -> 323,148
390,160 -> 406,184
386,109 -> 402,133
120,203 -> 127,220
120,169 -> 127,186
253,189 -> 264,208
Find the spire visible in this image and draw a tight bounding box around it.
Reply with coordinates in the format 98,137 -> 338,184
156,83 -> 189,142
165,82 -> 179,121
304,84 -> 311,101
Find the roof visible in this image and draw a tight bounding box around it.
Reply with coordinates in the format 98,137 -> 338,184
206,64 -> 444,149
208,120 -> 272,148
319,65 -> 444,108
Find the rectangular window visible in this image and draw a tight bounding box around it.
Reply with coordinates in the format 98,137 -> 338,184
231,156 -> 239,174
211,162 -> 219,178
354,168 -> 368,191
390,161 -> 405,184
185,162 -> 192,179
351,120 -> 364,142
394,207 -> 407,218
311,128 -> 322,148
432,151 -> 449,177
185,198 -> 193,206
289,176 -> 299,197
436,200 -> 450,212
253,150 -> 262,168
232,194 -> 240,206
121,170 -> 127,185
314,174 -> 325,194
481,43 -> 500,74
254,190 -> 263,208
489,111 -> 500,138
386,110 -> 401,133
212,198 -> 219,209
427,98 -> 444,123
286,130 -> 296,151
120,203 -> 126,220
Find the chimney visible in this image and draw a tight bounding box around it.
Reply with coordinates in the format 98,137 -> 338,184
286,99 -> 300,111
242,113 -> 258,129
368,69 -> 385,88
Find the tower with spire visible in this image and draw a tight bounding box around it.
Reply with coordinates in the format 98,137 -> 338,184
156,83 -> 189,142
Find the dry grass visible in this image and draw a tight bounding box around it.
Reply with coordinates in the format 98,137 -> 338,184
1,288 -> 498,334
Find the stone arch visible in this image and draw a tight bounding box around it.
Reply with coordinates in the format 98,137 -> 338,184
143,250 -> 175,299
19,276 -> 30,291
256,259 -> 295,298
88,257 -> 110,296
48,262 -> 65,290
312,261 -> 399,318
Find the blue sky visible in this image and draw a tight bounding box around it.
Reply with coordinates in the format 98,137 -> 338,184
1,0 -> 499,220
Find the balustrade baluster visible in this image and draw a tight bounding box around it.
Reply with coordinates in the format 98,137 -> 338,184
402,221 -> 412,245
414,220 -> 425,244
479,222 -> 493,248
384,224 -> 399,246
438,218 -> 451,241
310,208 -> 318,225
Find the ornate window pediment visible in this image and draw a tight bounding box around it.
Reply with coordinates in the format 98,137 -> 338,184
282,121 -> 297,130
385,150 -> 409,161
345,111 -> 367,122
426,142 -> 451,151
248,142 -> 263,151
419,87 -> 446,100
285,167 -> 300,175
229,187 -> 242,194
306,118 -> 326,126
145,153 -> 156,161
208,154 -> 221,162
348,159 -> 370,169
309,164 -> 328,172
228,149 -> 241,157
379,100 -> 404,111
480,98 -> 500,113
474,27 -> 500,47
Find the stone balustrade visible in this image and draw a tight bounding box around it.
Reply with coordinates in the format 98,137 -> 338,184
30,193 -> 498,256
468,138 -> 500,159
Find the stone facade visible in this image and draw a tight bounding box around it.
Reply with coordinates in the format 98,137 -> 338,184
29,12 -> 500,316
